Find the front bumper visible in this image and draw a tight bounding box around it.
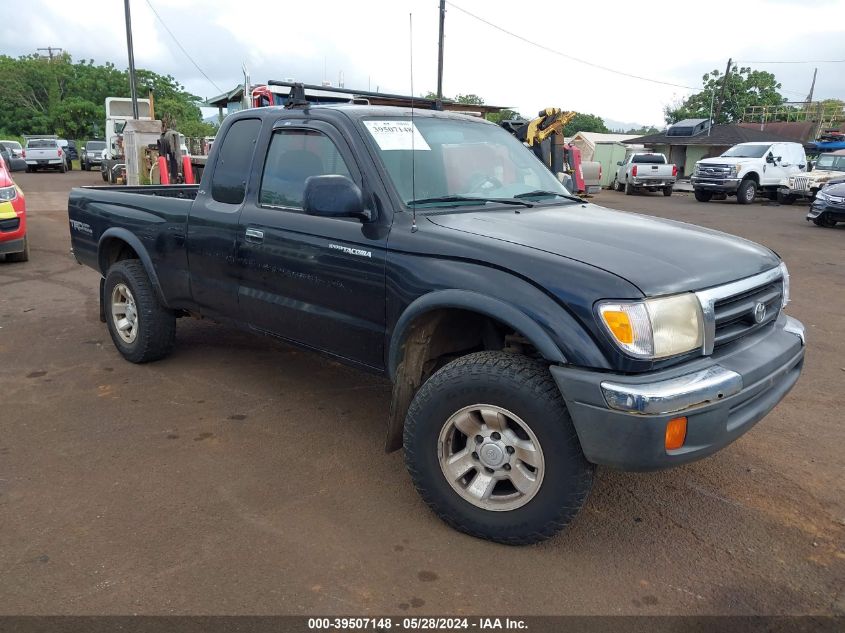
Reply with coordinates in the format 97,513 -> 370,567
0,237 -> 26,255
690,176 -> 741,193
807,200 -> 845,222
550,314 -> 805,471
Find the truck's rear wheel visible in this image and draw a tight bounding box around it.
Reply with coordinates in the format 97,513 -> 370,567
104,260 -> 175,363
624,182 -> 633,195
663,186 -> 673,197
736,178 -> 756,204
403,351 -> 593,545
694,189 -> 712,202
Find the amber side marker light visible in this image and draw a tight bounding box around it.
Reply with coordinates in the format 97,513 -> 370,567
665,417 -> 688,451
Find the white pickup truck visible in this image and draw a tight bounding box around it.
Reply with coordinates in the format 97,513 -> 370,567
691,142 -> 807,205
612,152 -> 677,196
24,138 -> 67,173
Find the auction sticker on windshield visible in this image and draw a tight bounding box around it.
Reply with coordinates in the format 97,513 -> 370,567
363,120 -> 431,151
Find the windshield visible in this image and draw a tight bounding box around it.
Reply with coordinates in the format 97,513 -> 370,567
721,144 -> 770,158
361,116 -> 572,207
1,141 -> 22,151
815,153 -> 845,171
86,141 -> 106,150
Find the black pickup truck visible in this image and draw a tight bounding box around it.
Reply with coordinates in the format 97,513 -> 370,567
68,104 -> 805,544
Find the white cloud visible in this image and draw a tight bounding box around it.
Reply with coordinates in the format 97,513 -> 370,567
3,0 -> 843,125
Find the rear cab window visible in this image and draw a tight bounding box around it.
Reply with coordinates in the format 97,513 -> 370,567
27,140 -> 57,149
631,154 -> 666,164
211,118 -> 262,205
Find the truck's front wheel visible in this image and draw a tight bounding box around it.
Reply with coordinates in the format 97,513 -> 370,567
736,178 -> 756,204
104,260 -> 175,363
403,352 -> 593,545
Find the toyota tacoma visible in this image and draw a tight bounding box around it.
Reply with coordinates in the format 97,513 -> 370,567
67,102 -> 805,544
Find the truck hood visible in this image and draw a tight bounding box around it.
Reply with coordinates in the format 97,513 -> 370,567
426,203 -> 780,296
697,156 -> 755,167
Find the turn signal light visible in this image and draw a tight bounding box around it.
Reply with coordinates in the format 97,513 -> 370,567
665,417 -> 687,451
602,310 -> 634,344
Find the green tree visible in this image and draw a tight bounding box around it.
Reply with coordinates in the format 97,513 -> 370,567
486,108 -> 523,124
0,52 -> 216,139
664,65 -> 785,125
562,113 -> 608,136
623,125 -> 660,135
454,93 -> 484,105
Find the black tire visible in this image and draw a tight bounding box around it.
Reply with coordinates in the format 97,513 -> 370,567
662,186 -> 673,197
59,161 -> 67,174
736,178 -> 756,204
25,165 -> 32,173
694,189 -> 712,202
101,168 -> 108,182
103,260 -> 176,363
403,351 -> 594,545
5,236 -> 29,262
624,182 -> 633,195
67,159 -> 73,171
612,178 -> 622,192
777,191 -> 796,205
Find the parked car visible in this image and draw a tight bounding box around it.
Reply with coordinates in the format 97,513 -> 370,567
692,142 -> 807,204
68,103 -> 805,544
612,152 -> 677,196
779,150 -> 845,204
0,162 -> 28,262
57,139 -> 78,170
806,181 -> 845,228
81,140 -> 107,171
0,141 -> 26,172
25,138 -> 66,173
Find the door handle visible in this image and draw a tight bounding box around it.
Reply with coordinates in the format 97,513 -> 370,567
245,228 -> 264,243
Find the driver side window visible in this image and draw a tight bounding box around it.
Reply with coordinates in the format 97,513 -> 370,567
259,129 -> 352,211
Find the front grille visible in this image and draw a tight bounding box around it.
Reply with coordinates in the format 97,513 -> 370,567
696,163 -> 733,179
791,176 -> 810,191
0,217 -> 20,232
713,281 -> 782,348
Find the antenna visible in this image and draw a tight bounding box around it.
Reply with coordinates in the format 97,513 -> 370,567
410,13 -> 417,233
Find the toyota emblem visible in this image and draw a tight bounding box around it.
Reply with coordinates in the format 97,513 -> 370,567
753,302 -> 767,324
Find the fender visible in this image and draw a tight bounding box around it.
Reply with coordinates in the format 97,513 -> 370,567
387,289 -> 567,382
97,227 -> 169,308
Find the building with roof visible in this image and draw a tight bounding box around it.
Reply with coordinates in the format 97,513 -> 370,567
624,123 -> 797,177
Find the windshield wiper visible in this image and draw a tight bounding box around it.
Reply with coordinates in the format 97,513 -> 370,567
407,195 -> 534,208
514,190 -> 582,203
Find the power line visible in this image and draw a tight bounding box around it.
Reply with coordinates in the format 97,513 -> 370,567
445,1 -> 697,91
141,0 -> 222,94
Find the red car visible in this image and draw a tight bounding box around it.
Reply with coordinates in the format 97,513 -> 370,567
0,163 -> 28,262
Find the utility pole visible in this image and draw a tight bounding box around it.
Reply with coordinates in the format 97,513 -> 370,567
436,0 -> 446,110
37,47 -> 63,61
805,67 -> 818,103
123,0 -> 139,119
713,57 -> 732,124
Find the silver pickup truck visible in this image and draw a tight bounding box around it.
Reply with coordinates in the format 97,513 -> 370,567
613,152 -> 677,196
25,138 -> 67,173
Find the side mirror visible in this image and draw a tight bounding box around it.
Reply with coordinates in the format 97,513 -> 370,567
807,161 -> 814,172
303,175 -> 372,222
766,153 -> 775,164
616,161 -> 623,166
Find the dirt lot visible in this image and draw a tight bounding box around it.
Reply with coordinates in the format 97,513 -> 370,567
1,171 -> 843,615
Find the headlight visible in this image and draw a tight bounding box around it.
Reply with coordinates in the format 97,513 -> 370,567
598,293 -> 704,359
0,185 -> 17,202
816,190 -> 831,202
779,262 -> 790,308
729,165 -> 739,177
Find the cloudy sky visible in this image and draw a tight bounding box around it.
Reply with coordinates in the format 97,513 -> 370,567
4,0 -> 844,128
